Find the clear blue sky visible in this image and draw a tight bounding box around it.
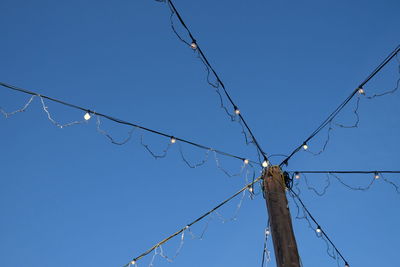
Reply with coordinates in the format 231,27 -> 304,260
1,0 -> 399,266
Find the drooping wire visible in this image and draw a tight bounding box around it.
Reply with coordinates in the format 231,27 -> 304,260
305,123 -> 333,156
0,95 -> 35,118
302,173 -> 331,196
381,173 -> 400,194
141,135 -> 173,159
334,97 -> 360,129
261,221 -> 271,267
289,171 -> 400,196
40,97 -> 87,128
0,81 -> 259,166
156,0 -> 270,164
123,175 -> 262,267
213,150 -> 249,178
96,115 -> 136,145
367,53 -> 400,99
280,44 -> 400,167
214,189 -> 247,223
178,142 -> 210,168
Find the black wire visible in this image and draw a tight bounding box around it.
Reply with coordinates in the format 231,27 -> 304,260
289,171 -> 400,174
166,0 -> 269,163
288,188 -> 349,265
0,81 -> 260,165
280,44 -> 400,167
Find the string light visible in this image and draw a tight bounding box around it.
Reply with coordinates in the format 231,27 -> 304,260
234,106 -> 240,115
279,45 -> 400,167
345,262 -> 349,267
190,42 -> 197,50
316,225 -> 322,233
302,143 -> 308,150
170,136 -> 177,144
84,112 -> 91,121
129,260 -> 136,265
295,172 -> 300,179
262,160 -> 269,168
357,87 -> 365,95
374,172 -> 380,179
243,159 -> 249,165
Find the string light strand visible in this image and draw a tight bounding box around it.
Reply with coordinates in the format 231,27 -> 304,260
288,188 -> 349,266
123,175 -> 262,267
288,171 -> 400,195
157,0 -> 270,163
0,81 -> 258,166
280,44 -> 400,167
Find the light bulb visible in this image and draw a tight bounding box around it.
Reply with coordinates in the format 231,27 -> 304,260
84,112 -> 91,121
374,172 -> 380,179
190,42 -> 197,50
130,260 -> 136,265
243,159 -> 249,165
357,88 -> 365,94
234,107 -> 240,115
248,187 -> 254,193
344,262 -> 349,267
170,137 -> 177,144
316,226 -> 322,233
265,229 -> 270,235
262,160 -> 269,168
302,144 -> 308,150
295,172 -> 300,179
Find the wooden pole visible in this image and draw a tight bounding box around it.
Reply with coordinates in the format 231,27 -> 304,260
263,165 -> 300,267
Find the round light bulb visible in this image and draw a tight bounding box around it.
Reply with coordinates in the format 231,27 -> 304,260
344,262 -> 349,267
374,172 -> 380,179
303,144 -> 308,150
84,112 -> 91,121
190,42 -> 197,50
262,160 -> 269,168
316,226 -> 322,233
265,229 -> 270,235
170,137 -> 177,144
358,88 -> 365,94
244,159 -> 249,165
234,108 -> 240,115
248,187 -> 254,193
130,260 -> 136,265
295,172 -> 300,179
